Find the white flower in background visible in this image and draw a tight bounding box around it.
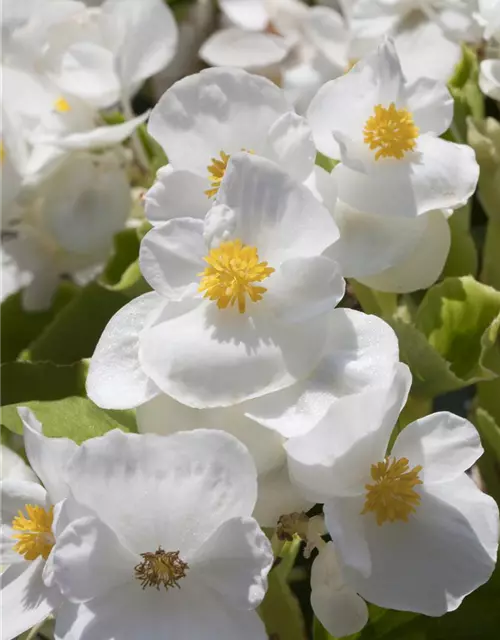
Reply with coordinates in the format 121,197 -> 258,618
348,0 -> 482,82
0,408 -> 78,640
311,542 -> 368,638
477,0 -> 500,99
2,149 -> 131,310
90,151 -> 342,408
50,429 -> 273,640
200,2 -> 350,112
145,67 -> 316,223
307,165 -> 452,292
4,0 -> 178,110
0,444 -> 38,483
286,364 -> 499,615
307,39 -> 479,219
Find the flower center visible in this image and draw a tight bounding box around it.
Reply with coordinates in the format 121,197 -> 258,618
362,456 -> 423,525
54,97 -> 71,113
12,504 -> 55,560
363,103 -> 419,160
198,239 -> 275,314
205,149 -> 253,198
134,547 -> 189,591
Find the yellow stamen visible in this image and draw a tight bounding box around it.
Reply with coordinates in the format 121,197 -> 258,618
362,457 -> 423,525
54,97 -> 71,113
0,140 -> 5,164
344,59 -> 358,73
205,149 -> 253,198
134,547 -> 188,590
12,504 -> 55,560
363,103 -> 419,160
198,239 -> 275,314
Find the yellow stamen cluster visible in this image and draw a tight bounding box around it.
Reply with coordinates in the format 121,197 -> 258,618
12,504 -> 55,561
205,149 -> 253,198
54,97 -> 71,113
134,547 -> 189,591
362,456 -> 423,525
363,103 -> 419,160
198,239 -> 275,314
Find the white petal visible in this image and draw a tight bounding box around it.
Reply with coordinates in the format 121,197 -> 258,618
52,511 -> 137,603
244,308 -> 399,437
214,153 -> 339,265
324,496 -> 372,579
218,0 -> 269,31
148,67 -> 290,174
357,209 -> 451,292
53,42 -> 120,109
110,0 -> 178,93
346,474 -> 499,615
253,463 -> 311,527
139,219 -> 205,300
136,393 -> 284,477
51,111 -> 150,150
144,166 -> 210,224
307,39 -> 406,158
285,363 -> 411,501
311,543 -> 369,638
140,298 -> 329,407
54,582 -> 267,640
18,407 -> 78,504
404,77 -> 453,136
394,16 -> 462,83
199,29 -> 290,73
392,412 -> 483,485
265,256 -> 345,324
0,559 -> 59,640
265,111 -> 316,182
335,137 -> 479,218
66,429 -> 257,557
0,446 -> 38,483
86,293 -> 163,410
327,197 -> 427,279
479,59 -> 500,100
192,516 -> 273,609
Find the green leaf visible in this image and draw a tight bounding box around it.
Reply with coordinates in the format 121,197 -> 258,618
260,538 -> 307,640
1,396 -> 135,444
441,207 -> 478,279
0,282 -> 79,363
26,283 -> 132,365
0,361 -> 87,406
99,228 -> 150,296
482,221 -> 500,290
415,276 -> 500,382
315,152 -> 338,173
349,280 -> 398,318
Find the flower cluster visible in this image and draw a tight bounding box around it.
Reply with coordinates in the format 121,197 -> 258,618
2,2 -> 500,640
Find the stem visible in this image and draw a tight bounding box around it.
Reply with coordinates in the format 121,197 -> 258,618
26,619 -> 47,640
121,93 -> 150,173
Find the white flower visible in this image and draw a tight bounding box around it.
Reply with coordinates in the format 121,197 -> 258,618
90,151 -> 342,408
3,150 -> 131,310
308,165 -> 452,292
50,429 -> 273,640
200,3 -> 349,112
0,445 -> 38,483
0,408 -> 78,640
5,0 -> 178,109
478,0 -> 500,99
348,0 -> 482,82
285,364 -> 499,615
145,67 -> 317,223
307,39 -> 479,219
311,542 -> 368,638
